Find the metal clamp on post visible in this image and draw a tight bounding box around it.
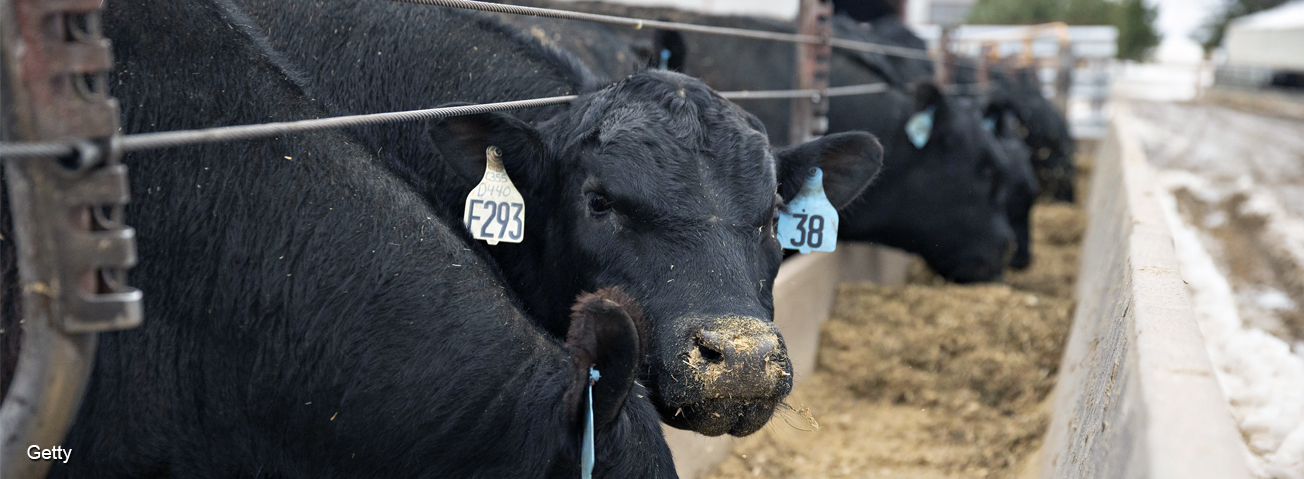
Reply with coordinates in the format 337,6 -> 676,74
2,0 -> 137,478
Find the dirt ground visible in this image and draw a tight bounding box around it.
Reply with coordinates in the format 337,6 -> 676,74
706,165 -> 1089,479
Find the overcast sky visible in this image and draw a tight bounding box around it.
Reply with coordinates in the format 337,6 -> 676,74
1149,0 -> 1223,62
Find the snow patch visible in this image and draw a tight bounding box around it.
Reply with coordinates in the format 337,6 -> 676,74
1159,171 -> 1304,479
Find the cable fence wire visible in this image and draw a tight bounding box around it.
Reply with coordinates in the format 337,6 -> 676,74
0,95 -> 579,159
384,0 -> 935,61
720,82 -> 890,100
0,82 -> 898,158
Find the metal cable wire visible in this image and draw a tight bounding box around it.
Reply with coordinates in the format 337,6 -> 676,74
385,0 -> 935,61
720,82 -> 890,100
0,95 -> 578,159
0,82 -> 896,159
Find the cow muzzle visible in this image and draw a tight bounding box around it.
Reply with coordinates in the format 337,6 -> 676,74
654,316 -> 793,436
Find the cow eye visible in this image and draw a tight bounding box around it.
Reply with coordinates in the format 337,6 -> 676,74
588,193 -> 613,216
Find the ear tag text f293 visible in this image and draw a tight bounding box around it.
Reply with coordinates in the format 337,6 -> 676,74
906,106 -> 936,149
777,167 -> 838,254
463,146 -> 525,245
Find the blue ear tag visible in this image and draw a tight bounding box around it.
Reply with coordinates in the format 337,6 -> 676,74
777,167 -> 838,254
658,49 -> 671,70
581,367 -> 600,479
982,117 -> 997,133
905,106 -> 936,149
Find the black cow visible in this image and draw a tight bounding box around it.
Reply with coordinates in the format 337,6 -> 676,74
984,66 -> 1077,202
984,102 -> 1040,269
490,1 -> 1016,282
229,0 -> 883,437
828,14 -> 1036,273
825,2 -> 1076,202
1,0 -> 679,477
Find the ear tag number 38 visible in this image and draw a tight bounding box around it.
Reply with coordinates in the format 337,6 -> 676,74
463,146 -> 525,245
777,167 -> 838,254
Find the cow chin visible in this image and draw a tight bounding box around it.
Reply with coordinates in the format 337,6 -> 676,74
658,397 -> 781,437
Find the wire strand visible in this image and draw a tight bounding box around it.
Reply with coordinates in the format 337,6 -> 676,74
720,82 -> 890,100
385,0 -> 934,61
0,83 -> 896,159
0,95 -> 578,159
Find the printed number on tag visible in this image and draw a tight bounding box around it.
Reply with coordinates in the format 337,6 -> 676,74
777,167 -> 838,254
464,146 -> 526,245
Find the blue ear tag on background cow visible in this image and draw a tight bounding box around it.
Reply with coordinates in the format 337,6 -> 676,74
777,167 -> 838,254
905,106 -> 936,149
581,367 -> 600,479
982,117 -> 997,133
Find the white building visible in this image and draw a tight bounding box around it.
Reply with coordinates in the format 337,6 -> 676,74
1223,0 -> 1304,72
905,0 -> 979,26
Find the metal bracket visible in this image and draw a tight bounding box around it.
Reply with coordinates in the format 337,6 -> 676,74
2,0 -> 136,477
5,1 -> 138,330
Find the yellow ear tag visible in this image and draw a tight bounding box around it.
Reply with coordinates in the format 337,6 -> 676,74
463,146 -> 525,245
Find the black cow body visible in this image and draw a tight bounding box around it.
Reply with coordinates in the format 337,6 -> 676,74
985,109 -> 1039,269
228,0 -> 882,437
829,15 -> 1039,271
495,3 -> 1015,282
983,66 -> 1077,202
823,2 -> 1077,202
7,0 -> 678,477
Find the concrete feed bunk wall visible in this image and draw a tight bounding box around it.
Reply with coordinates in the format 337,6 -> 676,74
1037,103 -> 1250,479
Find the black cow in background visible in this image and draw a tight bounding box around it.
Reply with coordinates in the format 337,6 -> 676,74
230,0 -> 884,437
979,66 -> 1078,203
984,104 -> 1039,269
0,0 -> 680,477
491,1 -> 1018,282
834,0 -> 1077,202
826,13 -> 1041,270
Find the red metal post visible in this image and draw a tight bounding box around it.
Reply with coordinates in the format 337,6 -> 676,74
789,0 -> 833,145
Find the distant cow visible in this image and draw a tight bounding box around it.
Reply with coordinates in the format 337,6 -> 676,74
0,0 -> 679,477
984,66 -> 1078,202
490,1 -> 1016,283
230,0 -> 884,436
823,3 -> 1078,202
985,101 -> 1040,269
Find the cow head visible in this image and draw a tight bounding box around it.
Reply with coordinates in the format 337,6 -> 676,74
983,105 -> 1039,270
836,82 -> 1015,283
431,70 -> 883,436
991,68 -> 1076,202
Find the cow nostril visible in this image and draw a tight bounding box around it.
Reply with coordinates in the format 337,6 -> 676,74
695,340 -> 725,364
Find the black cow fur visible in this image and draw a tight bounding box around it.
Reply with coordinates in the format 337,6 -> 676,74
0,0 -> 679,476
227,0 -> 882,437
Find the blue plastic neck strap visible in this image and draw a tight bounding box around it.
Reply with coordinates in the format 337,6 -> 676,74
582,367 -> 601,479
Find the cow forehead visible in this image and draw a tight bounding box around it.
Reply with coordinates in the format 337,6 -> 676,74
590,129 -> 776,217
582,105 -> 776,218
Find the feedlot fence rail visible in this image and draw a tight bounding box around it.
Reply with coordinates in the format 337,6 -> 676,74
0,84 -> 899,159
2,0 -> 954,158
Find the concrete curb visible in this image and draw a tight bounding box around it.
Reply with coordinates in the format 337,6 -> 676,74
1037,102 -> 1251,479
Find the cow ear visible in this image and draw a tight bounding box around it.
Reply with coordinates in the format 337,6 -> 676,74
428,109 -> 548,196
564,287 -> 647,430
912,81 -> 943,112
775,131 -> 884,210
